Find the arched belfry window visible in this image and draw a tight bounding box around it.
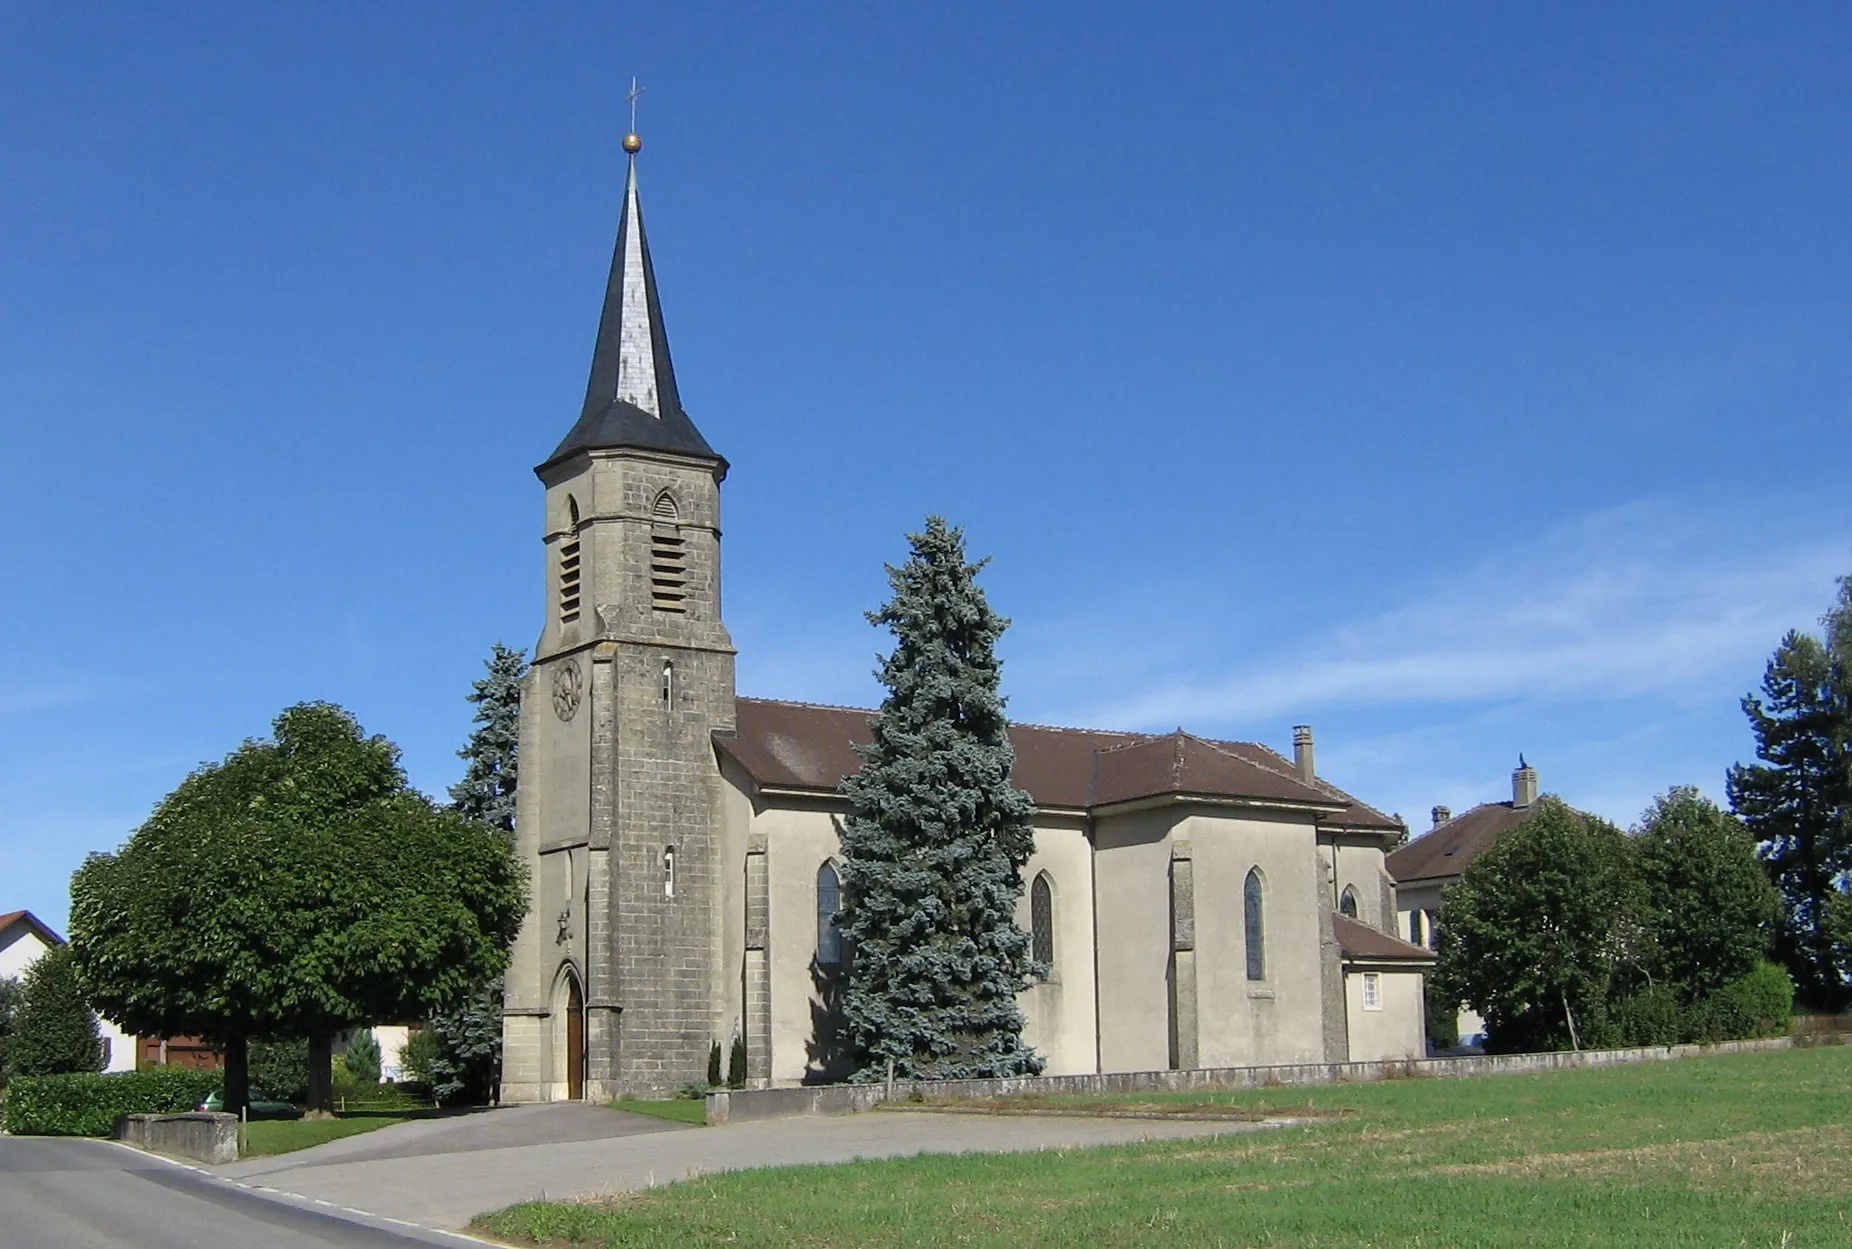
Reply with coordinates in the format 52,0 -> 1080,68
1339,886 -> 1359,919
1030,873 -> 1054,970
649,491 -> 687,613
816,862 -> 843,967
559,495 -> 583,624
1244,868 -> 1266,981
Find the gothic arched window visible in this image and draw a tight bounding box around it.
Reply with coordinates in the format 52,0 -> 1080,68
1339,886 -> 1359,919
816,862 -> 842,967
1409,909 -> 1426,947
559,495 -> 583,624
1244,868 -> 1266,982
1030,873 -> 1054,970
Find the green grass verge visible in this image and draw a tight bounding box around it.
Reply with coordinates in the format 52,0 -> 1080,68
239,1110 -> 421,1157
475,1045 -> 1852,1248
608,1097 -> 708,1126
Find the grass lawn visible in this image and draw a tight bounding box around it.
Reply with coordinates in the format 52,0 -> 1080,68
608,1097 -> 709,1126
239,1109 -> 429,1157
475,1045 -> 1852,1248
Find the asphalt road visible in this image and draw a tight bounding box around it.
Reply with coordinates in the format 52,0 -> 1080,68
0,1135 -> 470,1249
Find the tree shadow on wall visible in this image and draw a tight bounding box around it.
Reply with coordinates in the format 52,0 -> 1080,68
803,956 -> 853,1085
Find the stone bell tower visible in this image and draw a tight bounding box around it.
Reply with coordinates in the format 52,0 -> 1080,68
501,127 -> 736,1101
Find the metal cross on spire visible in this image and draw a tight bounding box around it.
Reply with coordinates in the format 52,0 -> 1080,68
626,76 -> 645,133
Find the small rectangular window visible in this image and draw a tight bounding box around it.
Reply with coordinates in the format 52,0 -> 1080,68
1362,972 -> 1382,1011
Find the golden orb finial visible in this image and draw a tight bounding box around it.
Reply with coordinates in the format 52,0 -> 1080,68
623,132 -> 643,154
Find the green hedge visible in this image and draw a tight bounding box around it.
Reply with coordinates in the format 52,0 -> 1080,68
2,1069 -> 222,1137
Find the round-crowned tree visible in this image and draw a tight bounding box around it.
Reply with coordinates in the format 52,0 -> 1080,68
70,702 -> 527,1115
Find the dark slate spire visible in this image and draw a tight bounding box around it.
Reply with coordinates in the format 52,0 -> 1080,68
540,138 -> 723,473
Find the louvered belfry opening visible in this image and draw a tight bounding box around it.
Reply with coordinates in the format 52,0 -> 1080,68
559,497 -> 583,624
649,490 -> 686,612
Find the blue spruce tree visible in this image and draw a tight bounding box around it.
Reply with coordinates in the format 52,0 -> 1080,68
449,642 -> 527,839
433,642 -> 528,1101
838,516 -> 1044,1081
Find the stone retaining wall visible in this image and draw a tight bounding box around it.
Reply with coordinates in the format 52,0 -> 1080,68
116,1111 -> 239,1164
706,1035 -> 1834,1125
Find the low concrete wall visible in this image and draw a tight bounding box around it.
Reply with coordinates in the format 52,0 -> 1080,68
117,1112 -> 239,1164
1793,1013 -> 1852,1036
706,1035 -> 1833,1125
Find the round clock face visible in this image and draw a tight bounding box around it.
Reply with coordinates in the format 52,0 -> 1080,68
551,659 -> 583,721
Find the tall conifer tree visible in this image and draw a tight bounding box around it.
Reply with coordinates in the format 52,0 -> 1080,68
431,642 -> 529,1101
450,643 -> 527,840
837,516 -> 1043,1081
1728,622 -> 1852,1010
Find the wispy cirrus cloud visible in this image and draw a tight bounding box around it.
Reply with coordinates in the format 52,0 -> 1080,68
1039,500 -> 1848,733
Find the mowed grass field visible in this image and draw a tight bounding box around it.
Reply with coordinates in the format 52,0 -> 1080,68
475,1044 -> 1852,1248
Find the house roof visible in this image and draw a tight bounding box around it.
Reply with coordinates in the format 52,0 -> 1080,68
1386,801 -> 1539,885
1333,913 -> 1435,963
540,150 -> 723,475
716,697 -> 1402,831
0,909 -> 64,950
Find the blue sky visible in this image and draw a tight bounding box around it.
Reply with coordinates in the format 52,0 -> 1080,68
4,4 -> 1850,934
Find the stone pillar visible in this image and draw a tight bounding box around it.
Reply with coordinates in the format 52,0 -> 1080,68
744,833 -> 771,1084
1317,849 -> 1349,1062
1168,840 -> 1198,1071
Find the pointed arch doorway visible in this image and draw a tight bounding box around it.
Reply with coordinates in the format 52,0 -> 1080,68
552,966 -> 586,1100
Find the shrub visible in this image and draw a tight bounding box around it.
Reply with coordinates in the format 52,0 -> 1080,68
707,1041 -> 723,1087
1696,960 -> 1795,1041
728,1033 -> 747,1088
398,1027 -> 439,1089
2,1068 -> 221,1136
249,1037 -> 309,1103
0,976 -> 22,1088
343,1028 -> 381,1083
12,946 -> 102,1076
1608,986 -> 1690,1047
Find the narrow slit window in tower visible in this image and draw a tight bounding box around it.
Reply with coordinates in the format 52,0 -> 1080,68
663,846 -> 676,899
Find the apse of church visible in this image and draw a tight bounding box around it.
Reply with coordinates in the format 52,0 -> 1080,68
501,132 -> 1432,1102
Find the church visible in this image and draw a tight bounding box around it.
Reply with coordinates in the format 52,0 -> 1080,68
499,133 -> 1434,1102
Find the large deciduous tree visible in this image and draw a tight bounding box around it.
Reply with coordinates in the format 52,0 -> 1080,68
69,703 -> 527,1115
1632,787 -> 1780,1003
10,945 -> 103,1077
1727,597 -> 1852,1010
1433,798 -> 1642,1053
837,516 -> 1043,1081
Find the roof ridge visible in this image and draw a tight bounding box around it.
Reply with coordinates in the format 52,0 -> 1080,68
737,695 -> 876,715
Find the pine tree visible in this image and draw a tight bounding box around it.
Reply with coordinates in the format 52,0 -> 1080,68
1727,626 -> 1852,1010
421,643 -> 529,1104
342,1027 -> 382,1083
837,516 -> 1043,1082
450,642 -> 528,840
12,945 -> 102,1076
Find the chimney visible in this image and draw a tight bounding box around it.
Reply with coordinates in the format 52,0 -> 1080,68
1292,725 -> 1315,782
1431,805 -> 1452,829
1512,755 -> 1538,809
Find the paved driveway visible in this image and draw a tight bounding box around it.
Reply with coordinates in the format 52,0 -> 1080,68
0,1133 -> 464,1248
215,1102 -> 1267,1231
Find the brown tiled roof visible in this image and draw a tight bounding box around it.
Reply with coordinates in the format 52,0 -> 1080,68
1333,914 -> 1435,963
0,909 -> 64,948
1386,802 -> 1539,885
718,698 -> 1401,831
